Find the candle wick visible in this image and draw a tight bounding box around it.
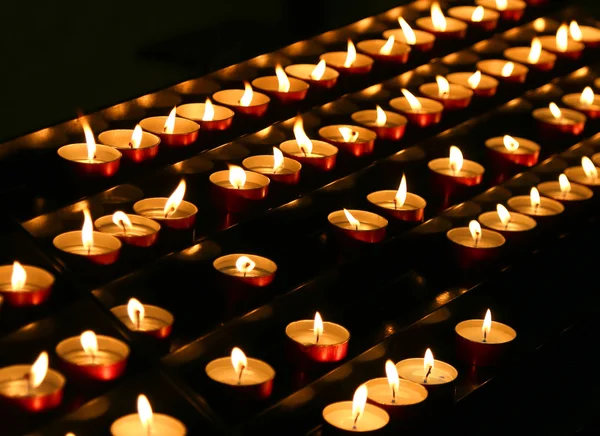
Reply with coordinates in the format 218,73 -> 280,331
315,332 -> 320,344
504,219 -> 510,231
355,224 -> 359,231
237,365 -> 245,385
423,365 -> 432,383
164,207 -> 174,219
353,412 -> 360,430
483,330 -> 487,343
534,203 -> 540,215
302,149 -> 308,157
91,352 -> 95,365
135,310 -> 141,330
474,233 -> 480,248
394,198 -> 398,210
391,386 -> 396,404
87,246 -> 91,256
128,141 -> 134,149
121,223 -> 127,236
25,373 -> 32,396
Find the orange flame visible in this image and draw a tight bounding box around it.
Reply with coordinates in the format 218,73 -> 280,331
398,17 -> 417,45
314,312 -> 324,343
275,64 -> 291,93
240,82 -> 253,107
311,60 -> 327,81
380,35 -> 395,55
164,107 -> 176,134
164,180 -> 186,218
11,261 -> 26,290
203,98 -> 215,122
344,40 -> 357,68
449,146 -> 464,173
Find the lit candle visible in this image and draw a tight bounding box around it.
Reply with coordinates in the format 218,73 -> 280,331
209,165 -> 270,212
98,125 -> 160,163
475,0 -> 526,21
446,70 -> 499,97
476,59 -> 528,83
0,261 -> 54,307
389,89 -> 444,127
356,35 -> 412,64
562,87 -> 600,119
484,135 -> 540,167
537,173 -> 593,203
593,153 -> 600,168
569,20 -> 600,48
176,98 -> 235,131
279,116 -> 338,171
212,82 -> 271,117
328,209 -> 388,243
447,5 -> 500,32
539,23 -> 585,60
447,220 -> 506,267
416,2 -> 468,39
242,147 -> 302,184
532,102 -> 586,136
350,105 -> 408,141
318,125 -> 377,157
419,75 -> 473,110
322,385 -> 390,433
213,254 -> 277,287
320,39 -> 374,75
428,146 -> 485,189
503,37 -> 557,72
111,298 -> 174,339
383,17 -> 436,52
285,312 -> 350,363
251,64 -> 309,103
507,187 -> 565,217
134,180 -> 198,229
564,156 -> 600,189
367,174 -> 427,222
285,60 -> 339,88
139,107 -> 200,147
94,211 -> 160,248
110,394 -> 186,436
478,204 -> 537,236
456,309 -> 517,366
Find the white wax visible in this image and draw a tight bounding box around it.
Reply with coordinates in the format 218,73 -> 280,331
446,72 -> 498,91
532,108 -> 584,126
111,304 -> 173,333
507,195 -> 564,216
447,227 -> 505,248
205,357 -> 275,386
389,96 -> 444,115
537,181 -> 593,201
456,320 -> 516,344
286,320 -> 349,346
419,82 -> 473,102
217,266 -> 271,278
0,365 -> 65,398
59,350 -> 123,366
351,110 -> 407,128
95,222 -> 157,237
564,167 -> 600,187
562,93 -> 600,112
538,35 -> 584,54
503,47 -> 556,67
382,29 -> 436,47
367,191 -> 426,212
365,378 -> 428,406
478,211 -> 536,232
323,401 -> 389,432
396,358 -> 458,385
111,413 -> 187,436
484,136 -> 540,155
133,198 -> 198,220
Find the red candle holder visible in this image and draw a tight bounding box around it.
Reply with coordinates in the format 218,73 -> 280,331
94,213 -> 160,248
356,38 -> 411,64
279,138 -> 338,171
532,105 -> 586,136
447,223 -> 506,269
98,128 -> 160,163
318,125 -> 377,157
209,168 -> 270,213
242,153 -> 302,184
476,59 -> 528,83
389,94 -> 444,127
365,373 -> 428,419
111,301 -> 174,339
350,109 -> 407,141
456,314 -> 517,366
139,113 -> 199,147
475,0 -> 526,21
285,316 -> 350,363
539,32 -> 585,60
213,85 -> 271,117
428,150 -> 485,192
133,198 -> 197,230
213,254 -> 277,288
485,136 -> 540,169
446,72 -> 499,97
503,44 -> 557,72
323,398 -> 390,434
562,89 -> 600,119
0,263 -> 54,307
367,190 -> 426,222
327,209 -> 388,244
525,0 -> 548,5
176,100 -> 235,131
419,81 -> 474,110
57,144 -> 122,178
53,231 -> 121,265
447,6 -> 500,32
383,19 -> 436,52
252,74 -> 309,104
285,62 -> 339,89
320,41 -> 374,75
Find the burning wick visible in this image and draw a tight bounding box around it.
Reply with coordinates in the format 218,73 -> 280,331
134,310 -> 141,330
423,366 -> 432,383
237,365 -> 245,384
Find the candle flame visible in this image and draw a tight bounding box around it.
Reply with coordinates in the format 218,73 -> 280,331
293,116 -> 313,155
344,40 -> 357,68
495,0 -> 507,10
471,6 -> 484,22
310,60 -> 327,81
375,105 -> 387,127
275,64 -> 291,93
533,18 -> 546,32
582,156 -> 598,179
30,351 -> 48,389
137,395 -> 153,433
164,107 -> 177,134
501,62 -> 515,77
469,220 -> 482,244
557,24 -> 569,52
549,102 -> 562,120
343,209 -> 361,229
569,20 -> 583,42
11,261 -> 26,290
497,204 -> 511,226
468,71 -> 482,89
380,35 -> 395,55
127,298 -> 145,327
398,17 -> 417,45
240,82 -> 253,107
314,312 -> 324,344
559,173 -> 571,194
273,147 -> 285,172
431,2 -> 447,32
130,125 -> 143,149
449,146 -> 464,174
229,165 -> 247,189
79,116 -> 96,161
530,187 -> 541,209
339,127 -> 359,143
231,347 -> 248,380
580,87 -> 595,106
352,385 -> 368,427
385,360 -> 400,400
396,174 -> 407,207
82,209 -> 94,252
424,348 -> 434,371
436,75 -> 450,98
482,309 -> 492,338
528,38 -> 542,64
80,330 -> 98,358
112,211 -> 133,231
235,256 -> 256,274
401,88 -> 422,111
202,98 -> 215,122
164,179 -> 186,218
503,135 -> 520,151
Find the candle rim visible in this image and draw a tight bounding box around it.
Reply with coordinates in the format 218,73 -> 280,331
133,198 -> 198,220
537,180 -> 594,201
428,157 -> 486,176
382,28 -> 437,44
242,155 -> 302,173
356,38 -> 412,56
538,34 -> 585,52
0,264 -> 55,292
363,376 -> 429,405
280,138 -> 339,158
395,357 -> 458,382
475,0 -> 526,10
506,195 -> 565,215
419,82 -> 474,101
484,136 -> 540,155
57,143 -> 122,163
350,109 -> 408,128
478,210 -> 537,232
447,226 -> 506,248
251,75 -> 310,93
94,214 -> 161,235
285,319 -> 350,346
503,46 -> 557,65
98,129 -> 161,151
56,334 -> 131,364
212,88 -> 271,107
53,230 -> 122,253
447,5 -> 500,22
208,169 -> 271,190
111,303 -> 174,328
0,364 -> 65,397
327,209 -> 388,231
531,106 -> 587,124
366,190 -> 427,210
455,319 -> 517,343
476,59 -> 529,77
139,116 -> 200,135
176,102 -> 235,122
322,400 -> 390,429
389,95 -> 445,114
213,253 -> 277,276
319,51 -> 374,68
562,92 -> 600,110
318,124 -> 377,143
110,412 -> 187,434
284,63 -> 340,81
205,355 -> 276,385
446,72 -> 499,90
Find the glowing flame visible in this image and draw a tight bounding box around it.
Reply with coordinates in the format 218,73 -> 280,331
79,116 -> 96,162
398,17 -> 417,45
314,312 -> 323,344
467,71 -> 482,89
127,298 -> 145,328
582,156 -> 598,179
231,347 -> 248,380
380,35 -> 395,55
235,256 -> 256,274
482,309 -> 492,340
497,204 -> 511,226
528,38 -> 542,64
203,98 -> 215,122
344,40 -> 357,68
449,146 -> 463,174
580,87 -> 595,106
469,220 -> 482,244
344,209 -> 361,229
339,127 -> 359,143
396,174 -> 407,207
431,2 -> 447,32
501,62 -> 515,77
164,107 -> 176,134
495,0 -> 508,10
375,105 -> 387,127
11,261 -> 26,290
569,20 -> 582,42
557,24 -> 569,52
130,125 -> 143,149
401,88 -> 423,111
530,187 -> 541,209
311,60 -> 326,81
471,6 -> 484,22
228,165 -> 247,189
293,116 -> 313,155
385,360 -> 400,401
240,82 -> 253,107
275,64 -> 291,93
30,351 -> 48,389
436,75 -> 450,98
533,18 -> 546,32
137,395 -> 153,434
273,147 -> 285,173
503,135 -> 520,151
80,330 -> 98,358
549,102 -> 562,120
352,385 -> 368,427
82,209 -> 94,252
559,173 -> 571,194
164,179 -> 186,218
424,348 -> 434,372
112,211 -> 132,231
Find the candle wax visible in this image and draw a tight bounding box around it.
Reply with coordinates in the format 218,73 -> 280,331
366,380 -> 426,406
0,283 -> 40,293
216,181 -> 265,190
95,223 -> 157,237
111,413 -> 187,436
247,165 -> 295,175
330,220 -> 380,231
538,188 -> 588,201
458,326 -> 514,343
74,158 -> 108,164
218,266 -> 272,278
61,349 -> 124,366
288,331 -> 342,346
357,120 -> 401,128
398,363 -> 454,385
206,361 -> 272,386
138,208 -> 193,220
450,235 -> 502,248
117,316 -> 170,332
287,151 -> 326,158
324,402 -> 389,432
61,245 -> 115,256
433,168 -> 480,178
374,201 -> 420,211
0,379 -> 58,397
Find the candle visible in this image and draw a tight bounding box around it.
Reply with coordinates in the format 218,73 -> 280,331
562,87 -> 600,119
58,116 -> 122,177
356,35 -> 411,64
446,71 -> 499,97
569,20 -> 600,48
279,116 -> 338,171
285,60 -> 339,89
382,17 -> 436,52
0,262 -> 54,307
242,147 -> 302,184
447,6 -> 500,32
350,105 -> 408,141
322,385 -> 390,433
328,209 -> 388,243
389,89 -> 444,127
478,204 -> 537,237
94,212 -> 160,248
507,187 -> 565,217
456,309 -> 517,366
447,220 -> 506,267
428,146 -> 485,191
251,64 -> 309,104
285,312 -> 350,363
111,298 -> 174,339
98,125 -> 160,163
205,347 -> 275,400
539,23 -> 585,60
593,153 -> 600,168
416,2 -> 467,39
537,174 -> 593,203
503,37 -> 556,72
476,59 -> 528,83
320,39 -> 374,75
53,209 -> 121,265
213,82 -> 271,117
213,254 -> 277,287
111,394 -> 186,436
133,180 -> 197,229
318,125 -> 377,157
176,98 -> 235,131
139,107 -> 200,147
475,0 -> 526,21
485,135 -> 540,167
564,156 -> 600,189
419,76 -> 473,110
0,352 -> 65,412
367,174 -> 426,222
532,103 -> 586,136
209,165 -> 270,212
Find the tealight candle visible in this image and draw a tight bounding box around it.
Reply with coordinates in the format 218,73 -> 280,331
569,20 -> 600,48
446,70 -> 499,97
475,0 -> 526,21
367,174 -> 426,222
389,89 -> 444,127
447,6 -> 500,32
532,103 -> 586,136
416,2 -> 468,39
478,204 -> 537,237
328,209 -> 388,243
564,156 -> 600,189
213,254 -> 277,287
95,212 -> 160,248
350,105 -> 408,141
382,17 -> 436,52
537,173 -> 594,203
134,180 -> 197,229
507,187 -> 565,217
53,209 -> 121,265
213,82 -> 271,117
285,60 -> 339,89
593,153 -> 600,167
456,309 -> 517,366
0,352 -> 65,412
98,125 -> 160,163
285,312 -> 350,363
279,116 -> 338,171
0,262 -> 54,307
111,298 -> 174,339
562,87 -> 600,119
356,35 -> 411,64
251,64 -> 309,104
111,394 -> 186,436
485,135 -> 540,168
209,165 -> 270,212
176,98 -> 235,131
322,385 -> 390,433
428,146 -> 485,191
503,37 -> 556,72
320,39 -> 374,75
539,23 -> 585,60
447,220 -> 506,267
318,125 -> 377,157
56,330 -> 129,381
242,147 -> 302,184
476,59 -> 528,83
139,107 -> 200,147
205,347 -> 275,400
419,76 -> 473,110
